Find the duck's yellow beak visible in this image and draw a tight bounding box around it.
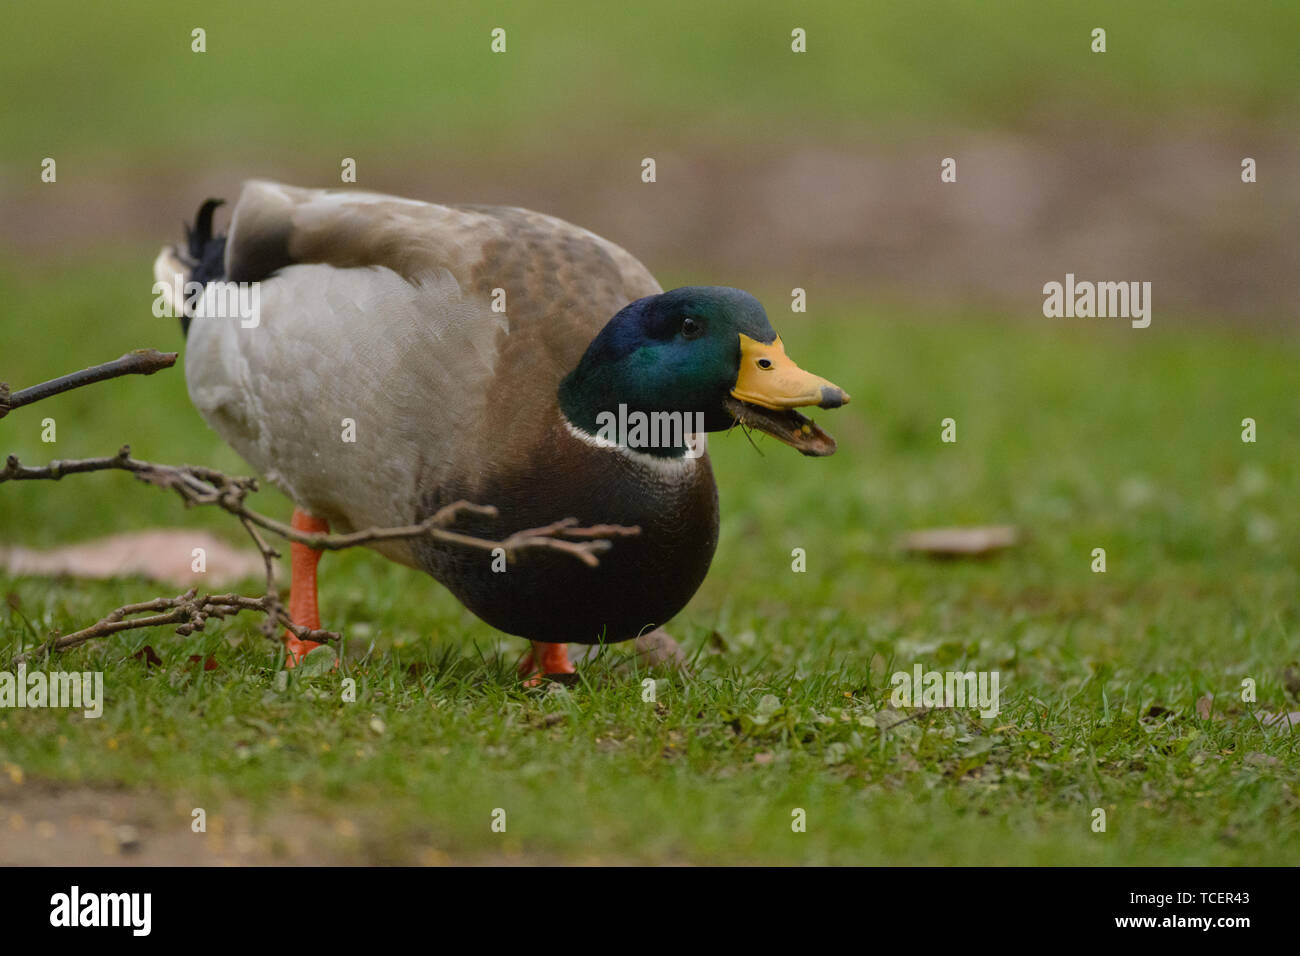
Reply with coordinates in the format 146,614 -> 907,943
724,333 -> 849,457
730,334 -> 850,410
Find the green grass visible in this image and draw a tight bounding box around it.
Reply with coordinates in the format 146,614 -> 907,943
2,0 -> 1298,174
1,257 -> 1297,864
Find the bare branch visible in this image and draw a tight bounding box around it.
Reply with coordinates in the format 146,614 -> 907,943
13,589 -> 339,665
3,447 -> 639,660
0,349 -> 177,419
0,447 -> 638,567
3,350 -> 639,666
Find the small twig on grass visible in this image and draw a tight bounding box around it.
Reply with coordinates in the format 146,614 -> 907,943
0,349 -> 177,420
13,589 -> 337,665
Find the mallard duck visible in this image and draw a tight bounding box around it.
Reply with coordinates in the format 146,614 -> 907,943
154,181 -> 848,678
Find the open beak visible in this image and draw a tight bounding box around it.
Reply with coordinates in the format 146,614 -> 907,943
725,334 -> 849,456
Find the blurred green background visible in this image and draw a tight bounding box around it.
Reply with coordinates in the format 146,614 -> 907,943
3,0 -> 1300,312
5,0 -> 1300,160
1,1 -> 1297,865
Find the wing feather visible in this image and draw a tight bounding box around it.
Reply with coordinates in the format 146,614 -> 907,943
183,181 -> 660,558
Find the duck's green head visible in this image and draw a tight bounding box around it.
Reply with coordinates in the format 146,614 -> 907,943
559,286 -> 848,457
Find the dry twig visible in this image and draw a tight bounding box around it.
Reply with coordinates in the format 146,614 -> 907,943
1,447 -> 637,568
13,589 -> 336,664
0,349 -> 176,420
3,448 -> 639,660
3,447 -> 638,662
3,350 -> 638,663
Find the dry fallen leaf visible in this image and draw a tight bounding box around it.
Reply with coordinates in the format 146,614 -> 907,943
573,627 -> 688,672
131,645 -> 163,668
1196,694 -> 1214,720
898,526 -> 1019,557
0,530 -> 265,587
631,628 -> 688,669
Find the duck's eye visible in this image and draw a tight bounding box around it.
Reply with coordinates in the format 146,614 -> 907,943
680,317 -> 703,339
757,357 -> 773,369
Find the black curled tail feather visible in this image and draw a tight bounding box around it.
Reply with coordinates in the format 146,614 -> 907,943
177,198 -> 228,336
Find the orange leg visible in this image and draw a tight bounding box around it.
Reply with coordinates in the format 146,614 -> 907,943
284,508 -> 331,668
518,641 -> 575,686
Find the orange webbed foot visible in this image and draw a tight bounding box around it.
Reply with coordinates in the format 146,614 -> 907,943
519,641 -> 575,687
